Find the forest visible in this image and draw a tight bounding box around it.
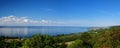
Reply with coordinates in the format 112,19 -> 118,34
0,26 -> 120,48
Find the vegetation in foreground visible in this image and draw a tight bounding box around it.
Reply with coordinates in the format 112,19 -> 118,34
1,26 -> 120,48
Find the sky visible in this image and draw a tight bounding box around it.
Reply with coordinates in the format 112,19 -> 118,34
0,0 -> 120,27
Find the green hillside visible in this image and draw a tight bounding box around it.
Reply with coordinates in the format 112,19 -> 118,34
1,26 -> 120,48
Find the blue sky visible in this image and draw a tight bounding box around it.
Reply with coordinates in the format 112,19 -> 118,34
0,0 -> 120,27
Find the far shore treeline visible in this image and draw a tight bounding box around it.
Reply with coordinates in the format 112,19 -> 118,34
1,26 -> 120,48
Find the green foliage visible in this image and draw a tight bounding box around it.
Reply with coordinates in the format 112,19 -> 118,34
0,36 -> 22,48
68,39 -> 83,48
80,32 -> 92,42
68,26 -> 120,48
0,36 -> 6,48
91,26 -> 120,48
54,33 -> 82,43
22,34 -> 55,48
22,34 -> 68,48
9,40 -> 22,48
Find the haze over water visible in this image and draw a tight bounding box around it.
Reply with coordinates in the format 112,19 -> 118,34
0,26 -> 89,37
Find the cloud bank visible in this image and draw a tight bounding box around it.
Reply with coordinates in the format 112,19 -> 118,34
0,15 -> 63,26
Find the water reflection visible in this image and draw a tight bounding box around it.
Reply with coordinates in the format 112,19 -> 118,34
0,26 -> 88,37
0,28 -> 28,37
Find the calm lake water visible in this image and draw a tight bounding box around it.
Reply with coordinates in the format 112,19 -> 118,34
0,26 -> 89,37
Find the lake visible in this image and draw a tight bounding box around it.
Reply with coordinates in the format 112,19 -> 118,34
0,26 -> 89,37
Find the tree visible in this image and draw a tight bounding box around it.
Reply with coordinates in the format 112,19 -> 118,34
0,36 -> 6,48
68,39 -> 83,48
80,32 -> 92,42
9,40 -> 21,48
22,34 -> 55,48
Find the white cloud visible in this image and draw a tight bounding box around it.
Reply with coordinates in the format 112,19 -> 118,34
0,15 -> 29,23
0,15 -> 64,26
40,20 -> 49,24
